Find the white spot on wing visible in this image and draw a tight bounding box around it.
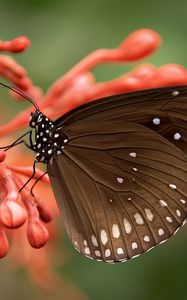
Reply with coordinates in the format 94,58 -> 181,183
117,177 -> 123,183
134,213 -> 144,225
145,208 -> 154,221
158,228 -> 164,236
112,224 -> 120,238
105,249 -> 111,258
159,199 -> 168,207
100,229 -> 108,245
117,248 -> 124,255
180,199 -> 186,204
95,250 -> 101,257
144,235 -> 150,242
166,216 -> 172,223
172,90 -> 179,96
129,152 -> 137,158
174,133 -> 181,140
153,118 -> 160,125
169,184 -> 176,190
85,247 -> 90,254
132,242 -> 138,250
91,235 -> 98,247
123,218 -> 132,234
83,240 -> 87,246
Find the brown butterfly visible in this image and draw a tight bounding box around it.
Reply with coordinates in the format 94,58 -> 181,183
1,83 -> 187,263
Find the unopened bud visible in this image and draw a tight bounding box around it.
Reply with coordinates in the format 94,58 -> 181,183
10,36 -> 30,53
0,201 -> 27,228
27,218 -> 49,248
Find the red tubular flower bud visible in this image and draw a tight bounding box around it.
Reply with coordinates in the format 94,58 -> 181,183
0,151 -> 6,162
0,201 -> 27,228
0,36 -> 30,53
0,228 -> 9,258
119,29 -> 161,61
27,218 -> 49,248
8,36 -> 30,53
37,203 -> 52,223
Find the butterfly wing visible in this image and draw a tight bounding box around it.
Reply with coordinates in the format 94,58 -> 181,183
54,85 -> 187,155
48,121 -> 187,262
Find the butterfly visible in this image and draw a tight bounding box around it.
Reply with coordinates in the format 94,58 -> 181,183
1,83 -> 187,263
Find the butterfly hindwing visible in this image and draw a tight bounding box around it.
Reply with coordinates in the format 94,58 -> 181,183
48,121 -> 187,262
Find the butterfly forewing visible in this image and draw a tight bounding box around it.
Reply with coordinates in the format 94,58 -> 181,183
48,120 -> 187,262
55,85 -> 187,155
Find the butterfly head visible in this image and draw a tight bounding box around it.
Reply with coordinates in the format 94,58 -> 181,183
29,111 -> 44,128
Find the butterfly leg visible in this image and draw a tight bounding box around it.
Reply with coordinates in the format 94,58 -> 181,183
19,160 -> 37,193
30,171 -> 47,197
0,130 -> 33,151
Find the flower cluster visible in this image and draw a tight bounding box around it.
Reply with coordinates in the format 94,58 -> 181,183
0,29 -> 187,289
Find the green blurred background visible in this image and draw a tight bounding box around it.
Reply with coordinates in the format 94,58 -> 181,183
0,0 -> 187,299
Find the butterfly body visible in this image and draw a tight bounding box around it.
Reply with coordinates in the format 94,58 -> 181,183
29,111 -> 69,163
26,85 -> 187,262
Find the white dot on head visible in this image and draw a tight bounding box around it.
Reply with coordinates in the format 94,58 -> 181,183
48,149 -> 52,154
84,247 -> 90,255
100,229 -> 108,245
144,208 -> 154,222
134,213 -> 144,225
159,199 -> 168,207
129,152 -> 136,158
144,235 -> 150,242
95,250 -> 101,257
117,177 -> 123,183
105,249 -> 111,258
169,184 -> 176,190
166,216 -> 172,223
132,242 -> 138,250
172,90 -> 179,96
158,228 -> 164,236
176,209 -> 181,217
123,218 -> 132,234
153,118 -> 160,125
91,235 -> 98,247
112,224 -> 120,238
174,133 -> 181,140
117,247 -> 124,255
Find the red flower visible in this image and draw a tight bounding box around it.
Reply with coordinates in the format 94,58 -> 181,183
0,29 -> 187,290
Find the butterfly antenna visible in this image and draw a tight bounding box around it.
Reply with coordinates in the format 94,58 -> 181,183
0,82 -> 39,111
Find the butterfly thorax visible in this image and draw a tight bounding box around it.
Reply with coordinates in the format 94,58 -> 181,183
29,111 -> 68,163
